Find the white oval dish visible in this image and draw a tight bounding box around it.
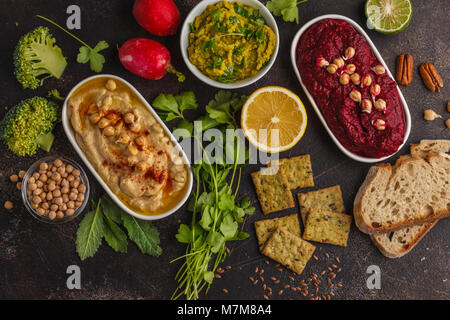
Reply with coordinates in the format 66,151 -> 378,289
290,14 -> 411,163
62,74 -> 193,221
180,0 -> 279,89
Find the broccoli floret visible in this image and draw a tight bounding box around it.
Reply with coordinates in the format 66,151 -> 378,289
0,97 -> 60,156
13,26 -> 67,89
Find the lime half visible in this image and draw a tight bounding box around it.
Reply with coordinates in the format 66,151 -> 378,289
365,0 -> 413,34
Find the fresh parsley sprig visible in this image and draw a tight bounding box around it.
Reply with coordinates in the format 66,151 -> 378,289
152,90 -> 254,300
266,0 -> 308,24
36,15 -> 109,72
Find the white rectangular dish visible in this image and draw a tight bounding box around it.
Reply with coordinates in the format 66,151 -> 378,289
290,14 -> 411,163
62,74 -> 193,221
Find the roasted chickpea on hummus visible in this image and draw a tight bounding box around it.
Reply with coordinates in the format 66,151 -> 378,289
67,78 -> 188,215
188,1 -> 277,83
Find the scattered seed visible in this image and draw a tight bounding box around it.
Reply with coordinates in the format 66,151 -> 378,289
291,286 -> 297,291
225,265 -> 232,270
263,284 -> 267,290
226,247 -> 231,255
222,288 -> 228,293
324,253 -> 330,259
265,260 -> 270,265
215,274 -> 222,279
275,264 -> 280,267
330,291 -> 335,297
259,269 -> 265,275
309,293 -> 314,297
284,284 -> 290,289
320,270 -> 326,276
263,295 -> 269,300
289,276 -> 295,281
337,268 -> 342,273
329,283 -> 335,289
260,276 -> 264,282
253,280 -> 259,285
331,264 -> 338,269
270,276 -> 277,281
307,278 -> 312,282
254,267 -> 259,273
216,267 -> 224,274
267,291 -> 272,296
278,290 -> 283,296
276,267 -> 283,272
331,273 -> 336,280
313,255 -> 319,261
249,276 -> 254,282
337,283 -> 343,288
335,257 -> 341,263
315,287 -> 319,294
301,292 -> 307,297
274,280 -> 280,284
312,273 -> 318,279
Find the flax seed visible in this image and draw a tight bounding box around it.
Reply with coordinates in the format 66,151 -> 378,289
324,253 -> 330,259
253,280 -> 259,285
307,278 -> 312,282
309,293 -> 314,298
330,291 -> 335,297
331,264 -> 338,269
329,283 -> 334,289
299,280 -> 305,286
254,267 -> 259,273
265,259 -> 270,265
313,255 -> 319,261
327,267 -> 333,272
268,291 -> 272,296
249,276 -> 254,282
270,276 -> 277,281
289,276 -> 295,281
259,269 -> 265,275
216,267 -> 224,274
278,290 -> 283,295
315,287 -> 319,294
275,264 -> 280,267
284,284 -> 290,289
337,268 -> 342,273
274,280 -> 280,284
226,247 -> 231,255
336,283 -> 343,288
267,287 -> 272,292
215,274 -> 222,279
327,278 -> 331,284
222,288 -> 228,293
301,292 -> 307,297
225,265 -> 232,270
335,257 -> 341,263
329,272 -> 336,278
263,295 -> 269,300
263,284 -> 267,290
320,270 -> 326,276
322,295 -> 327,300
276,267 -> 283,272
260,276 -> 264,282
312,273 -> 318,279
290,286 -> 297,291
331,273 -> 336,280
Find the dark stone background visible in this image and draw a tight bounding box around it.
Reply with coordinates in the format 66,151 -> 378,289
0,0 -> 448,300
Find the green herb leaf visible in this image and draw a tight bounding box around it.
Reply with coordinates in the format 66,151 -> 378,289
175,224 -> 192,244
175,91 -> 198,113
103,214 -> 128,253
219,214 -> 238,239
266,0 -> 307,24
76,200 -> 104,261
206,230 -> 225,253
121,212 -> 162,257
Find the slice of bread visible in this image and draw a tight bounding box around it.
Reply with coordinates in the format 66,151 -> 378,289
370,220 -> 438,258
369,140 -> 449,258
354,152 -> 450,234
410,140 -> 450,158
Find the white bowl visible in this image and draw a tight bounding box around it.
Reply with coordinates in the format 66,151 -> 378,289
180,0 -> 279,89
62,74 -> 193,221
290,14 -> 411,163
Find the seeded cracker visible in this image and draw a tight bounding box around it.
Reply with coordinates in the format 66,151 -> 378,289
270,155 -> 314,189
251,166 -> 295,215
303,209 -> 352,247
262,227 -> 316,275
254,214 -> 301,250
297,185 -> 345,225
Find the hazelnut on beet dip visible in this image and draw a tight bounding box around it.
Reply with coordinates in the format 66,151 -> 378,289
296,19 -> 406,158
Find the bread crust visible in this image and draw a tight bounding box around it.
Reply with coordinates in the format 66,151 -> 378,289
370,220 -> 438,258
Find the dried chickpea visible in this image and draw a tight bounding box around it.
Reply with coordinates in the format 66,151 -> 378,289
56,211 -> 64,219
54,159 -> 63,167
66,165 -> 74,173
105,79 -> 117,91
48,211 -> 57,220
39,174 -> 48,182
54,197 -> 63,206
446,119 -> 450,129
16,182 -> 22,190
4,201 -> 13,210
72,169 -> 80,177
39,162 -> 49,171
66,209 -> 75,216
67,201 -> 75,209
9,174 -> 19,183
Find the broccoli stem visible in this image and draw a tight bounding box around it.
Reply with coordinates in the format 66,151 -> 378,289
36,131 -> 55,152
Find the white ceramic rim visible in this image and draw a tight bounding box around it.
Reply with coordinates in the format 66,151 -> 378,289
290,14 -> 412,163
180,0 -> 280,89
62,74 -> 193,221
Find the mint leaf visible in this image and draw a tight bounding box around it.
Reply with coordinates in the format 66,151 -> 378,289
76,200 -> 104,261
121,212 -> 162,257
103,214 -> 128,253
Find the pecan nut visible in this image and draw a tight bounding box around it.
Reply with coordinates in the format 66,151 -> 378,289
419,62 -> 444,92
395,54 -> 414,86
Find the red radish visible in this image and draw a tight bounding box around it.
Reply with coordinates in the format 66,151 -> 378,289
119,38 -> 185,82
133,0 -> 181,37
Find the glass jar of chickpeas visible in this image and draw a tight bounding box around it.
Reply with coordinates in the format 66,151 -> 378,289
21,156 -> 90,224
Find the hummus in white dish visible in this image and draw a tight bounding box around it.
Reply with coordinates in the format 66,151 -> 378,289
67,77 -> 188,215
